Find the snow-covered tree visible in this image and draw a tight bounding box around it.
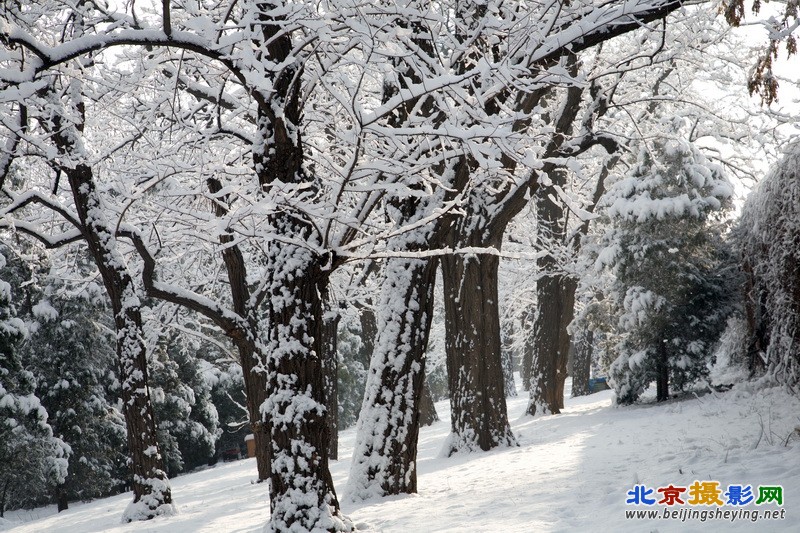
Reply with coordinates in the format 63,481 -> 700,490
149,331 -> 220,477
1,0 -> 735,528
739,144 -> 800,387
21,273 -> 128,510
0,246 -> 68,516
596,121 -> 735,403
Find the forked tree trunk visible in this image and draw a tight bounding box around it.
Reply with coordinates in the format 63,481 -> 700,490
250,6 -> 348,523
441,239 -> 516,454
66,165 -> 173,521
346,256 -> 437,500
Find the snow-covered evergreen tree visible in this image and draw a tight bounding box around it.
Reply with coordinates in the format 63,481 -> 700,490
336,317 -> 367,431
23,278 -> 128,507
204,358 -> 249,458
596,121 -> 735,403
149,332 -> 220,476
0,248 -> 68,516
1,244 -> 127,509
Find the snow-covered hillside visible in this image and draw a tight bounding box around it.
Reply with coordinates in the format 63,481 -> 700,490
3,378 -> 798,532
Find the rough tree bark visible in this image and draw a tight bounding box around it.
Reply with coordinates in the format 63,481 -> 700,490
527,273 -> 577,415
442,231 -> 516,453
249,4 -> 348,527
524,75 -> 587,417
346,254 -> 438,499
261,239 -> 346,530
571,328 -> 593,397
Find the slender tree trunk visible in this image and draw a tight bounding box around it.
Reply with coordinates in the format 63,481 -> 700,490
0,479 -> 7,518
66,165 -> 173,521
419,377 -> 439,426
656,343 -> 669,402
322,308 -> 341,460
235,342 -> 271,482
356,305 -> 377,369
571,328 -> 593,397
206,177 -> 271,482
346,256 -> 437,500
56,483 -> 68,513
521,308 -> 534,391
502,332 -> 517,397
441,234 -> 516,454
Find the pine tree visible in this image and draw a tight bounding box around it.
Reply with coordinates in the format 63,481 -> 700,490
205,359 -> 249,459
597,123 -> 735,403
23,278 -> 128,509
149,331 -> 220,476
0,247 -> 68,516
336,319 -> 367,431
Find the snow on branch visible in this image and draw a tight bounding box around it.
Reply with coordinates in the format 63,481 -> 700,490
1,189 -> 83,230
119,226 -> 250,340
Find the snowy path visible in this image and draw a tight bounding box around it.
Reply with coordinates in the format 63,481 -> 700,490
4,379 -> 799,532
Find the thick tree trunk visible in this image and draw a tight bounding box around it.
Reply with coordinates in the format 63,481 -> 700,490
525,155 -> 580,416
346,256 -> 437,500
249,9 -> 348,521
263,237 -> 348,531
554,279 -> 577,409
526,274 -> 576,416
442,240 -> 516,454
66,165 -> 173,521
571,328 -> 593,397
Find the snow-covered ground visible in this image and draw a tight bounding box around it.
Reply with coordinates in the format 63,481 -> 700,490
3,377 -> 799,532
